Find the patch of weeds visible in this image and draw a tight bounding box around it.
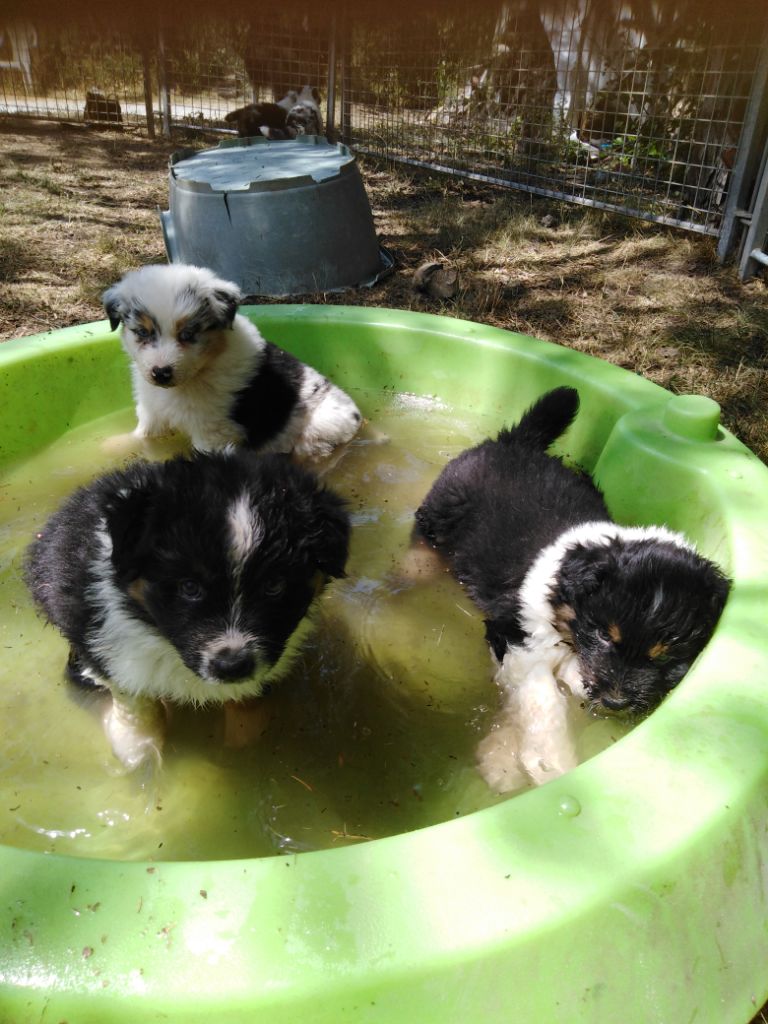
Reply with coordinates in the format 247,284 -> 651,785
6,167 -> 71,198
0,236 -> 40,283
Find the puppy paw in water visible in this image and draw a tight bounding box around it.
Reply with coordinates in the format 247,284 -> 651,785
397,534 -> 449,585
100,429 -> 187,461
223,698 -> 272,749
104,693 -> 165,772
476,720 -> 528,794
478,656 -> 578,791
100,430 -> 145,457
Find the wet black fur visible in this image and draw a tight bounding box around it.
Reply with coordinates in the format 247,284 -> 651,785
551,535 -> 730,712
415,386 -> 731,714
415,387 -> 605,653
26,450 -> 350,690
230,342 -> 308,448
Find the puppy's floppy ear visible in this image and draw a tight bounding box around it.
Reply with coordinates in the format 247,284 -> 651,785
207,280 -> 242,329
701,559 -> 731,622
485,611 -> 526,662
102,283 -> 126,332
557,543 -> 614,603
103,478 -> 155,583
311,489 -> 351,579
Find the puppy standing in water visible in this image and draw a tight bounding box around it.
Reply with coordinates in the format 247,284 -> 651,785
26,449 -> 350,770
414,387 -> 731,791
103,264 -> 362,459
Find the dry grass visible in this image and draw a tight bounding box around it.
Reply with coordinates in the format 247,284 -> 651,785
1,116 -> 768,1020
1,116 -> 766,463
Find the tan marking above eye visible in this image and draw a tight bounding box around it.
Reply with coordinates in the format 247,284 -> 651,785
553,603 -> 576,642
127,578 -> 148,606
175,316 -> 196,341
648,641 -> 670,660
137,313 -> 156,334
608,622 -> 622,643
554,603 -> 576,623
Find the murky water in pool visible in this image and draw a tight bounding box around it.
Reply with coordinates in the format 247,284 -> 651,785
0,393 -> 629,861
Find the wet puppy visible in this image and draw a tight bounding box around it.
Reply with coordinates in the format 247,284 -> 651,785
26,449 -> 350,770
103,263 -> 362,459
414,387 -> 731,790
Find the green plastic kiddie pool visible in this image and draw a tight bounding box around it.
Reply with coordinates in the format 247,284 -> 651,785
1,306 -> 768,1023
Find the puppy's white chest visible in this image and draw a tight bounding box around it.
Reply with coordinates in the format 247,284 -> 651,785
135,373 -> 244,450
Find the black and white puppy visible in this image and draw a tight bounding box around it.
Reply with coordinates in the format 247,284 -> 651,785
224,101 -> 289,138
285,85 -> 323,136
25,449 -> 350,770
414,386 -> 731,789
102,264 -> 362,458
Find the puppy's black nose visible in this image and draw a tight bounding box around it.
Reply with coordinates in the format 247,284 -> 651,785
600,692 -> 632,712
210,647 -> 256,681
151,365 -> 174,386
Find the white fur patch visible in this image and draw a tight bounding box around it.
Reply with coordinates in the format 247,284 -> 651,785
130,312 -> 264,451
228,494 -> 264,565
199,627 -> 260,681
104,692 -> 165,771
479,651 -> 579,791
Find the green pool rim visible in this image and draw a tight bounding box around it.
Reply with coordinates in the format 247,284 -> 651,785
2,304 -> 768,1024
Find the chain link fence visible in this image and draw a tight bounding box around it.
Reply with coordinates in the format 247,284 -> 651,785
1,1 -> 766,247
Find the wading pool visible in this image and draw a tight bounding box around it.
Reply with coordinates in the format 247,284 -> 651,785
1,306 -> 768,1023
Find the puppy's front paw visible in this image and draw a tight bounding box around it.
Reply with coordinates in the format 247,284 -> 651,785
104,694 -> 166,772
101,431 -> 145,456
476,722 -> 528,794
518,745 -> 577,786
396,537 -> 447,585
223,698 -> 272,749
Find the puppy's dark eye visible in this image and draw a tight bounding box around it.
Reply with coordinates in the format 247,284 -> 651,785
263,579 -> 286,599
133,326 -> 154,340
178,329 -> 196,343
178,579 -> 205,602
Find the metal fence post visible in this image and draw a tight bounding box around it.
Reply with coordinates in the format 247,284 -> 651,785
141,42 -> 156,139
339,0 -> 351,146
326,10 -> 337,140
716,28 -> 768,264
157,27 -> 172,138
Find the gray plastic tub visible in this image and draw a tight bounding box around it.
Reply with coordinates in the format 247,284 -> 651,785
160,136 -> 392,297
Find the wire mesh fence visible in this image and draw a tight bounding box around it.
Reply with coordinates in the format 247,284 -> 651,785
0,16 -> 152,129
341,0 -> 766,236
1,1 -> 766,242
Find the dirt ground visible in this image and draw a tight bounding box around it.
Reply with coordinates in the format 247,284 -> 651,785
1,116 -> 767,464
2,117 -> 768,1023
